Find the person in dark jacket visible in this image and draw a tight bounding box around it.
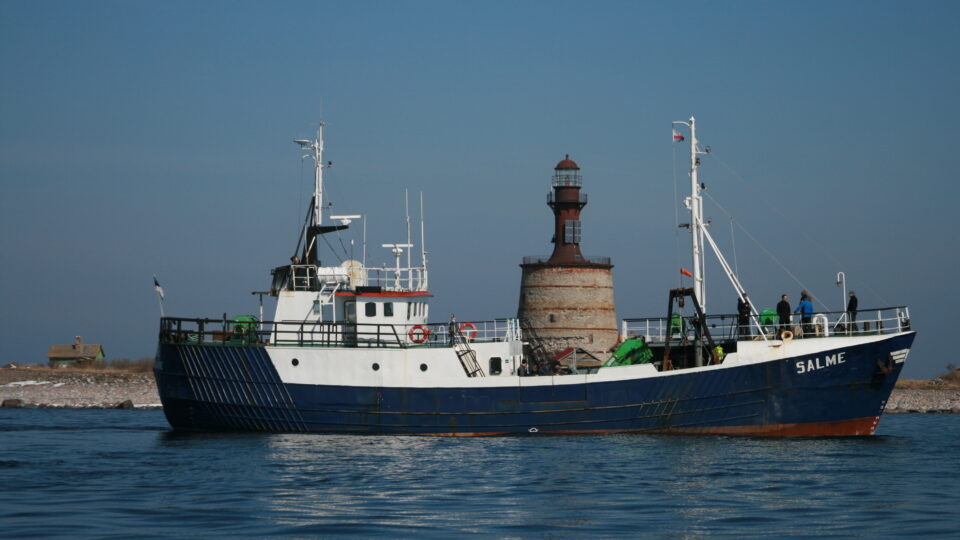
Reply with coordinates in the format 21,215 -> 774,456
448,315 -> 458,346
847,291 -> 859,332
795,293 -> 814,337
737,294 -> 752,338
517,359 -> 531,377
776,294 -> 791,338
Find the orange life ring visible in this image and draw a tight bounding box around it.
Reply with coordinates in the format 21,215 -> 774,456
408,325 -> 430,344
459,322 -> 478,340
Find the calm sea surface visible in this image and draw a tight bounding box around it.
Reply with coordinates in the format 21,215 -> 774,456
1,410 -> 957,538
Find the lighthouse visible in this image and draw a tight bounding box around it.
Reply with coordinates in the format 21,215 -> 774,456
517,156 -> 618,359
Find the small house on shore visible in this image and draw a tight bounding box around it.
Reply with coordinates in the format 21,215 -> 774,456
47,337 -> 105,368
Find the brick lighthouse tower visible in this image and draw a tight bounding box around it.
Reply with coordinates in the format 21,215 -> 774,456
518,156 -> 617,359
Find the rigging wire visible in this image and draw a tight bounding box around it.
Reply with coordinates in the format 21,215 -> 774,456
292,207 -> 310,261
314,157 -> 355,263
335,229 -> 351,261
298,156 -> 306,240
320,231 -> 345,265
713,157 -> 889,306
730,219 -> 739,275
324,168 -> 354,262
703,190 -> 828,311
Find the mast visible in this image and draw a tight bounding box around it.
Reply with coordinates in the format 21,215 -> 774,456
673,116 -> 709,313
312,122 -> 325,228
294,122 -> 331,266
673,117 -> 766,342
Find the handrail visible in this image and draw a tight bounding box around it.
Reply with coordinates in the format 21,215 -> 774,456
273,263 -> 429,293
621,306 -> 912,343
547,192 -> 588,205
159,317 -> 521,349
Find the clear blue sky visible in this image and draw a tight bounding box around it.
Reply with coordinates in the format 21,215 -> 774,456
2,1 -> 957,378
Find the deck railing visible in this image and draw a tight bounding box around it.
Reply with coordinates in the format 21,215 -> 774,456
159,317 -> 521,349
621,306 -> 912,344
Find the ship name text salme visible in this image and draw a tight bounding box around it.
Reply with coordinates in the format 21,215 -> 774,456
795,352 -> 846,374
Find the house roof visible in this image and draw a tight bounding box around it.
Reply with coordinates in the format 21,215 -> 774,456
47,344 -> 104,360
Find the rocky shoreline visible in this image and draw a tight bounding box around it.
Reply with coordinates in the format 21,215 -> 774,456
884,388 -> 960,414
2,366 -> 958,413
1,367 -> 160,409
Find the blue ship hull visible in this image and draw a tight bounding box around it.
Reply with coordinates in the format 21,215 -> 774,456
154,332 -> 914,436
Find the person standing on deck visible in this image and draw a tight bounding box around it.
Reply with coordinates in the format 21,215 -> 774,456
448,315 -> 458,346
517,359 -> 531,377
737,294 -> 752,338
847,291 -> 859,332
776,294 -> 791,338
795,293 -> 814,337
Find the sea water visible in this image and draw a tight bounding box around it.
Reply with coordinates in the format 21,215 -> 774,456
1,410 -> 957,538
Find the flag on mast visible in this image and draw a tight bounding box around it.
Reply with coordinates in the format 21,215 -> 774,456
153,276 -> 164,300
673,128 -> 685,142
153,276 -> 166,317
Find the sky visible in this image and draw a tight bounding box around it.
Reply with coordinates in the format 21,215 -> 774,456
1,1 -> 958,378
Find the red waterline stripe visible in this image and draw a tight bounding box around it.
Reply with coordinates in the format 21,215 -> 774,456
411,417 -> 881,437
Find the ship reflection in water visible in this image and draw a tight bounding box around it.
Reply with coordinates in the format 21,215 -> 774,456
239,427 -> 948,537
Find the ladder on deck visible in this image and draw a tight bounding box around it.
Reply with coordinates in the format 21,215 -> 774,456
451,326 -> 484,377
519,318 -> 553,373
314,282 -> 341,320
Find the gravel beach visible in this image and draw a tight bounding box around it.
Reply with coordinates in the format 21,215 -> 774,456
1,365 -> 958,413
1,367 -> 160,409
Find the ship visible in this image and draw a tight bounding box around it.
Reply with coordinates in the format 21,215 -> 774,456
154,117 -> 915,436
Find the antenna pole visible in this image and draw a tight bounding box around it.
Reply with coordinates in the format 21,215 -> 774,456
405,189 -> 411,285
420,191 -> 427,290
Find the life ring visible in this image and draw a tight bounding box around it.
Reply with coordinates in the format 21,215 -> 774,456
459,322 -> 478,340
780,330 -> 794,343
408,325 -> 430,344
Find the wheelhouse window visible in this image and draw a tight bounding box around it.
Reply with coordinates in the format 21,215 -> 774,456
365,302 -> 376,317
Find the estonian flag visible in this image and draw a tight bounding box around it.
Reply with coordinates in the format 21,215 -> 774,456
673,128 -> 685,142
153,276 -> 164,300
